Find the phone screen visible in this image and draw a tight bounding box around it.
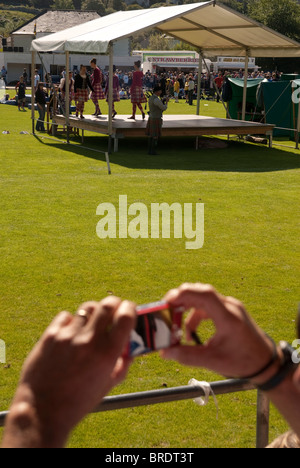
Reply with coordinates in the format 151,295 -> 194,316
128,301 -> 183,357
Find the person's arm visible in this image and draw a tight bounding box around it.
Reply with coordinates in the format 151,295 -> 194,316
154,96 -> 168,112
74,75 -> 79,93
2,297 -> 136,448
262,373 -> 300,437
58,78 -> 65,91
87,75 -> 94,93
161,283 -> 300,438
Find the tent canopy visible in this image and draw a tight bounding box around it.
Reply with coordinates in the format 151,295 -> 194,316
31,1 -> 300,58
228,77 -> 265,89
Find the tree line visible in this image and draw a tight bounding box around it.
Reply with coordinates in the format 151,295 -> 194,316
2,0 -> 300,42
2,0 -> 300,70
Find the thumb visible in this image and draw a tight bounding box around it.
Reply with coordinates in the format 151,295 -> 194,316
161,344 -> 210,368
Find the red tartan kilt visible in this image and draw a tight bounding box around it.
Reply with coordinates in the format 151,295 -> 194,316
75,88 -> 89,102
131,86 -> 147,104
145,117 -> 163,138
91,83 -> 105,100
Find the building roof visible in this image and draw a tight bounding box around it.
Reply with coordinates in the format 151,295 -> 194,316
31,2 -> 300,57
13,10 -> 100,35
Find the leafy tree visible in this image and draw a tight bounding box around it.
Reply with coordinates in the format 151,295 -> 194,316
30,0 -> 53,8
82,0 -> 106,15
127,4 -> 143,10
248,0 -> 300,41
220,0 -> 248,14
148,32 -> 171,50
112,0 -> 126,10
72,0 -> 82,9
52,0 -> 75,9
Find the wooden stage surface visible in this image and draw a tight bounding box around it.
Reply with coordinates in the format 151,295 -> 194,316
52,114 -> 274,151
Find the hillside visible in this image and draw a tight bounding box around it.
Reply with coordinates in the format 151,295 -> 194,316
0,9 -> 35,36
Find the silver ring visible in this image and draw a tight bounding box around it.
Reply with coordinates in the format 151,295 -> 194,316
75,309 -> 91,323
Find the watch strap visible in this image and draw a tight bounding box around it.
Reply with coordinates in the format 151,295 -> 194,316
257,341 -> 298,392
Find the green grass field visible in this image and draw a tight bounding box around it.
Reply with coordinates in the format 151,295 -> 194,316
0,94 -> 299,447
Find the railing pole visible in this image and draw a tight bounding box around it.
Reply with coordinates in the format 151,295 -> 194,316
0,379 -> 269,448
256,390 -> 270,448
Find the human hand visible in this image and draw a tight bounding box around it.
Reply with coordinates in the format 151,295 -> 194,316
2,296 -> 136,448
161,283 -> 275,381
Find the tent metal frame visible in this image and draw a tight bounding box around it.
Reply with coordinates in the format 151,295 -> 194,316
30,1 -> 300,155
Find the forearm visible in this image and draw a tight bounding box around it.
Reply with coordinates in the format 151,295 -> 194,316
2,388 -> 68,448
249,343 -> 300,438
266,374 -> 300,438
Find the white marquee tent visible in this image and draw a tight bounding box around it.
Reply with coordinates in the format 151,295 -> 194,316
30,1 -> 300,140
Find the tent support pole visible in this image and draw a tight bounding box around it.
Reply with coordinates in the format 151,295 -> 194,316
65,51 -> 70,143
31,51 -> 36,135
242,49 -> 249,121
196,50 -> 203,116
296,94 -> 300,150
202,56 -> 230,119
108,43 -> 114,154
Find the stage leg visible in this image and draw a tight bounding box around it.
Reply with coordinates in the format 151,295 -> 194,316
105,152 -> 111,175
268,132 -> 273,149
114,137 -> 119,152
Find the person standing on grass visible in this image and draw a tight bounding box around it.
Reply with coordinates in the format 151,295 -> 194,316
74,65 -> 94,119
146,84 -> 168,155
214,72 -> 224,103
128,60 -> 147,120
34,69 -> 40,92
188,76 -> 195,106
35,82 -> 46,132
15,76 -> 26,111
22,68 -> 28,85
90,58 -> 105,117
174,77 -> 180,103
1,65 -> 7,85
184,78 -> 189,103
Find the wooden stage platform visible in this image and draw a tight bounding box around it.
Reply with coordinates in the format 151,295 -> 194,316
52,114 -> 274,152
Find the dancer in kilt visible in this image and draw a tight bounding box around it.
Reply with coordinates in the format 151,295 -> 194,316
74,65 -> 94,119
146,84 -> 168,155
128,60 -> 147,120
90,58 -> 105,116
105,66 -> 120,119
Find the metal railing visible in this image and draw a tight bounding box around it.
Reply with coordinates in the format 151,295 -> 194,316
0,378 -> 270,448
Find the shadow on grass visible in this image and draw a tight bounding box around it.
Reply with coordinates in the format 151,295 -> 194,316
33,134 -> 300,173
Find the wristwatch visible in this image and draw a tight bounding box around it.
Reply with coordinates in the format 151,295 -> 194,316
257,341 -> 298,392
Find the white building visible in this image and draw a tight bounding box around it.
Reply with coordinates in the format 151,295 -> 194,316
212,56 -> 258,73
133,50 -> 211,74
1,10 -> 134,84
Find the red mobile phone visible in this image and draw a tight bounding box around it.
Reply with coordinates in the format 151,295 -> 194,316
126,300 -> 184,358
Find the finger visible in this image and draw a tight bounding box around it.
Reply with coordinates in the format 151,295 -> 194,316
165,283 -> 228,328
109,300 -> 136,355
29,311 -> 73,359
185,308 -> 207,337
161,344 -> 209,368
111,356 -> 133,386
42,311 -> 73,338
71,301 -> 98,331
87,296 -> 122,335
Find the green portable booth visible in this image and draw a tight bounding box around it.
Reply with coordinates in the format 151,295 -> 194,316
227,78 -> 300,139
261,79 -> 300,138
280,74 -> 300,81
227,78 -> 264,121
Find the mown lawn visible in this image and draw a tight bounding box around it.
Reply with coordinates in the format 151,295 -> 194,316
0,95 -> 299,447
